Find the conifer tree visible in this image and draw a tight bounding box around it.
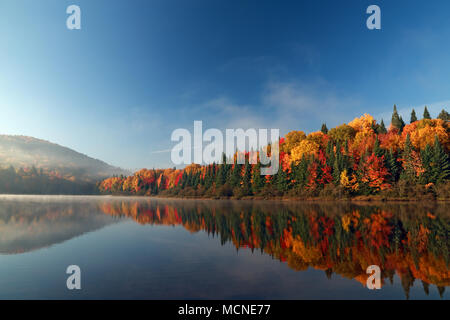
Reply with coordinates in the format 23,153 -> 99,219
386,148 -> 399,183
252,162 -> 264,194
373,136 -> 383,157
230,161 -> 242,187
420,144 -> 433,184
377,119 -> 387,134
410,109 -> 417,123
431,136 -> 450,184
391,105 -> 405,131
242,158 -> 252,195
275,168 -> 288,193
332,157 -> 340,185
437,109 -> 449,121
321,123 -> 328,134
423,106 -> 431,119
401,134 -> 416,182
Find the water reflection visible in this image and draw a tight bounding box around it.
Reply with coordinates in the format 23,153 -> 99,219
0,196 -> 448,299
0,196 -> 116,254
98,199 -> 449,299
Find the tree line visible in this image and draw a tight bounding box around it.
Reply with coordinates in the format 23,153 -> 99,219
99,106 -> 450,200
0,166 -> 97,195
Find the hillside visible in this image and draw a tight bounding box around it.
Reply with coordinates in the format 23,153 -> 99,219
0,135 -> 129,181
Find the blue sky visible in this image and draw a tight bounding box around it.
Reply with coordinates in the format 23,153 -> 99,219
0,0 -> 449,170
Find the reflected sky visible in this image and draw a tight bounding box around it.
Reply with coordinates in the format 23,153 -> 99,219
0,195 -> 448,299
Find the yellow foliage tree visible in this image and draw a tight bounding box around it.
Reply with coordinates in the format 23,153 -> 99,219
291,139 -> 319,162
282,131 -> 306,154
348,114 -> 375,133
402,119 -> 449,151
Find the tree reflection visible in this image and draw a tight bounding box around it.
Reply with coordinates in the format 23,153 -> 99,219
99,199 -> 449,298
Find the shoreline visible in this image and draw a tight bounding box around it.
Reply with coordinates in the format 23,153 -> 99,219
0,193 -> 448,203
114,193 -> 450,203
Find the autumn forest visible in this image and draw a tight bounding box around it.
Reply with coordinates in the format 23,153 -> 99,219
99,106 -> 450,201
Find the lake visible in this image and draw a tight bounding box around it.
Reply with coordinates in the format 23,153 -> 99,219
0,195 -> 448,300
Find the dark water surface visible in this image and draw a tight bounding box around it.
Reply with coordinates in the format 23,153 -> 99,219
0,195 -> 448,299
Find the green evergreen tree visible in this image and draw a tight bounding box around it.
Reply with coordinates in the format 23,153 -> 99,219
373,136 -> 383,157
325,140 -> 335,167
332,157 -> 340,185
391,105 -> 405,131
242,158 -> 252,195
437,109 -> 450,121
400,134 -> 416,182
321,123 -> 328,134
230,161 -> 242,188
386,148 -> 400,182
252,162 -> 264,194
410,109 -> 417,123
377,119 -> 387,134
275,168 -> 289,193
420,144 -> 434,184
423,106 -> 431,119
431,136 -> 450,184
215,154 -> 228,187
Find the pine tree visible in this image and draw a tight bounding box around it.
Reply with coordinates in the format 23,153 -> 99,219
230,161 -> 242,188
291,156 -> 309,188
242,158 -> 252,195
373,136 -> 383,157
420,144 -> 433,184
204,165 -> 213,189
332,157 -> 340,185
325,140 -> 335,167
437,109 -> 450,121
321,123 -> 328,134
252,162 -> 264,194
431,136 -> 450,184
423,106 -> 431,120
275,168 -> 288,193
391,105 -> 405,131
386,149 -> 398,183
401,134 -> 416,182
377,119 -> 387,134
410,109 -> 417,123
215,153 -> 229,187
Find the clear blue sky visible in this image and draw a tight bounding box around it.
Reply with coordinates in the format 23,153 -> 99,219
1,0 -> 449,170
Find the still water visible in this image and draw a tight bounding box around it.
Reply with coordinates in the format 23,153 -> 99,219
0,195 -> 448,300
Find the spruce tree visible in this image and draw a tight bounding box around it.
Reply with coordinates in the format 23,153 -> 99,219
401,134 -> 415,182
321,123 -> 328,134
332,157 -> 340,185
373,136 -> 383,157
325,140 -> 335,167
420,144 -> 433,184
242,158 -> 252,195
423,106 -> 431,120
391,105 -> 405,131
230,161 -> 242,187
252,162 -> 264,194
275,168 -> 288,193
377,119 -> 387,134
410,109 -> 417,123
431,136 -> 450,184
386,149 -> 396,183
437,109 -> 450,121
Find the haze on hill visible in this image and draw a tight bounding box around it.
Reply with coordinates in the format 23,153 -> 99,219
0,135 -> 129,181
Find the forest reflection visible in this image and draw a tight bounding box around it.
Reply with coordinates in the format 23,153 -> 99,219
99,199 -> 449,299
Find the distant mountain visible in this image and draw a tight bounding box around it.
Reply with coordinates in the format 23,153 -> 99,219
0,135 -> 129,181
